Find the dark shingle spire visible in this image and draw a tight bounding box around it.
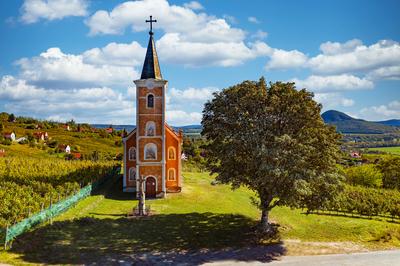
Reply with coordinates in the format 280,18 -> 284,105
140,16 -> 162,80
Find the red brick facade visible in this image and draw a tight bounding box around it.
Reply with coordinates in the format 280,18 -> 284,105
123,79 -> 182,197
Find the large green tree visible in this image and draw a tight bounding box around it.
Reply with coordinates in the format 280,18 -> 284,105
377,157 -> 400,190
201,78 -> 343,231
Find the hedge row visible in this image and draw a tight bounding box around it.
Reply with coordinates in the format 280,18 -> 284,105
304,185 -> 400,219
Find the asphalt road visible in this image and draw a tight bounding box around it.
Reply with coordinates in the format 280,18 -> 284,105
204,250 -> 400,266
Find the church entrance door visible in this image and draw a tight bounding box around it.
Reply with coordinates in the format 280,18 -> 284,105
145,176 -> 156,198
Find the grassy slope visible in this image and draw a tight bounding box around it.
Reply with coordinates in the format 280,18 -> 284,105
368,146 -> 400,155
1,172 -> 400,265
1,122 -> 122,158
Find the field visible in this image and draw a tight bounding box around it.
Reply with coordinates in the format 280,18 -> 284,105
1,171 -> 399,265
368,146 -> 400,155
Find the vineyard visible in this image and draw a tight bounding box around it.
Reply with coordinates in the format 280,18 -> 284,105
0,157 -> 118,228
302,185 -> 400,220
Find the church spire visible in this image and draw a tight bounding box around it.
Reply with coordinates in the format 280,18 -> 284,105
140,16 -> 162,80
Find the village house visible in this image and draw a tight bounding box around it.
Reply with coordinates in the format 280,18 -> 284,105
123,20 -> 182,198
3,132 -> 16,141
350,151 -> 361,158
0,149 -> 5,157
16,137 -> 27,143
58,144 -> 71,153
33,131 -> 49,141
105,127 -> 114,134
71,152 -> 81,159
62,124 -> 70,131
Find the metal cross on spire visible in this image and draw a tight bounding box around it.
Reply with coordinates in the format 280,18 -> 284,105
146,15 -> 157,35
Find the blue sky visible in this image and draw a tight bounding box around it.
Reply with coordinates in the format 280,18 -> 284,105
0,0 -> 399,125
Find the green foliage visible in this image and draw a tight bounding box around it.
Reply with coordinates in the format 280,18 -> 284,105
377,157 -> 400,189
7,114 -> 15,123
114,140 -> 122,147
0,157 -> 118,227
345,164 -> 382,187
47,140 -> 59,148
202,78 -> 343,227
0,112 -> 9,122
1,139 -> 12,146
182,137 -> 207,170
302,185 -> 400,220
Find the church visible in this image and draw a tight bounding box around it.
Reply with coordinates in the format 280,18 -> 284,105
122,17 -> 183,198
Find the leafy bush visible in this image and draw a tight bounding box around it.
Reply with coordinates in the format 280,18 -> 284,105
301,184 -> 400,220
1,139 -> 12,146
344,164 -> 382,187
377,157 -> 400,190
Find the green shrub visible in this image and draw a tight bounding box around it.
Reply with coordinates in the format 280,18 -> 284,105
344,164 -> 382,188
377,157 -> 400,190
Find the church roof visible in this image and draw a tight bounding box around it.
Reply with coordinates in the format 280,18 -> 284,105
140,33 -> 162,80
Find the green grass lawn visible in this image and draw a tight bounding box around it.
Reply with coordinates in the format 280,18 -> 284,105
368,146 -> 400,155
1,171 -> 400,265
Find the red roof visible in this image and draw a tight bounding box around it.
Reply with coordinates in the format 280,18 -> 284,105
72,152 -> 81,159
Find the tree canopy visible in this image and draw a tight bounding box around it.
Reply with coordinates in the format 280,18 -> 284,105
201,78 -> 343,230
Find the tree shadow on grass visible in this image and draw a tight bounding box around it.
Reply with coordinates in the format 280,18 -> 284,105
11,213 -> 286,265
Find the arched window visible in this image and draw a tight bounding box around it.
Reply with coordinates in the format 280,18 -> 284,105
147,94 -> 154,108
129,147 -> 136,161
144,143 -> 157,160
168,168 -> 176,181
168,147 -> 176,160
129,167 -> 136,181
145,121 -> 156,136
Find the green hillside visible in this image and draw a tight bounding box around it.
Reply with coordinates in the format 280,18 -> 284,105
322,110 -> 399,134
0,119 -> 123,159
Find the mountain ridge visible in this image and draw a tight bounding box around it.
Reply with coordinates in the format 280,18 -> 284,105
321,110 -> 399,134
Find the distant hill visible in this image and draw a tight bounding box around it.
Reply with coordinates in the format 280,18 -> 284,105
321,110 -> 399,134
92,112 -> 400,135
375,119 -> 400,127
91,124 -> 203,134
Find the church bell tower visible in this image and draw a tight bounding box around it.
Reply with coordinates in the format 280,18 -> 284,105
123,16 -> 182,197
133,16 -> 168,197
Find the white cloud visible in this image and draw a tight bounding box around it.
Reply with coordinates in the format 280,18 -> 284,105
309,40 -> 400,75
314,92 -> 355,108
183,1 -> 204,10
248,16 -> 260,24
251,30 -> 268,40
157,33 -> 270,66
167,86 -> 218,110
20,0 -> 88,24
0,75 -> 135,124
292,74 -> 374,92
15,46 -> 140,88
0,75 -> 47,100
166,110 -> 202,126
169,87 -> 218,102
82,41 -> 146,67
366,66 -> 400,80
85,0 -> 243,43
359,100 -> 400,120
319,39 -> 363,55
266,49 -> 308,70
0,75 -> 216,125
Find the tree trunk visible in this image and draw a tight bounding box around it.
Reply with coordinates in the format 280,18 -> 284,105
261,209 -> 269,228
259,193 -> 273,233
